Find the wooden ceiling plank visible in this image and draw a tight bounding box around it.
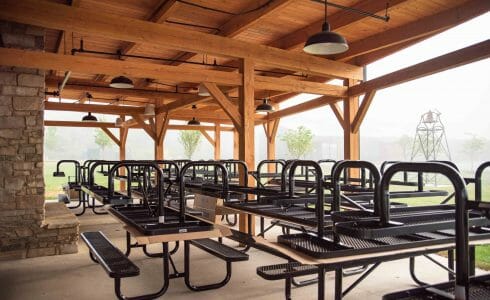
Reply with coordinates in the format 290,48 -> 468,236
349,40 -> 490,97
0,0 -> 362,79
269,0 -> 409,50
336,0 -> 490,62
95,0 -> 179,82
170,0 -> 295,66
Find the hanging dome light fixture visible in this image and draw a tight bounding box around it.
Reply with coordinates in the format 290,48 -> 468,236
115,117 -> 123,127
303,1 -> 348,55
256,98 -> 274,113
82,112 -> 98,122
109,76 -> 134,89
81,92 -> 98,122
143,103 -> 155,116
197,83 -> 210,96
187,105 -> 201,126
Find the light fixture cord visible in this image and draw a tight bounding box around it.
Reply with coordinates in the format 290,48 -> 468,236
324,0 -> 327,24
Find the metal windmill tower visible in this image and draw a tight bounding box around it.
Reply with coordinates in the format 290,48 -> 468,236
410,110 -> 451,162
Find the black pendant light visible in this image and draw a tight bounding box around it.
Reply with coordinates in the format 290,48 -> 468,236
256,98 -> 274,113
82,112 -> 98,122
303,1 -> 348,55
82,92 -> 98,122
109,76 -> 134,89
187,105 -> 201,126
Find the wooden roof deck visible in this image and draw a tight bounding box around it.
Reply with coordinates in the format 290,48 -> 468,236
31,0 -> 486,115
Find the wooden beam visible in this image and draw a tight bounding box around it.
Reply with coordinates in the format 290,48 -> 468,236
265,118 -> 280,172
267,95 -> 339,121
269,0 -> 409,50
329,102 -> 344,129
155,113 -> 169,145
55,0 -> 80,55
349,40 -> 490,97
101,127 -> 120,147
214,124 -> 221,160
46,78 -> 193,102
199,130 -> 214,146
336,0 -> 490,62
351,91 -> 376,133
255,75 -> 347,96
45,102 -> 144,115
132,114 -> 156,140
44,120 -> 119,128
0,48 -> 240,88
0,0 -> 362,80
353,34 -> 433,66
44,120 -> 234,131
203,82 -> 242,130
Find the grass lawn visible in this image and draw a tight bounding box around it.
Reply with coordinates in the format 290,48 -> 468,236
44,161 -> 118,200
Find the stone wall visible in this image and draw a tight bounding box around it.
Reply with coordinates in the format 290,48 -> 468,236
0,21 -> 79,260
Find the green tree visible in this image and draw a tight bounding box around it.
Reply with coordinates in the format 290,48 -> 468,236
44,127 -> 58,159
280,126 -> 314,159
178,130 -> 201,159
463,134 -> 486,170
94,129 -> 113,158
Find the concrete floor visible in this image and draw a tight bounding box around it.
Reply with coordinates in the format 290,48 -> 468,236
0,211 -> 463,300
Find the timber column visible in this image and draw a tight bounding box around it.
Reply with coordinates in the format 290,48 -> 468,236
238,58 -> 255,234
119,115 -> 128,190
343,79 -> 360,161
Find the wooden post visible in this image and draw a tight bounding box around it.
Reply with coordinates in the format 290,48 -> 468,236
214,123 -> 221,160
154,108 -> 168,160
119,116 -> 128,190
233,129 -> 239,159
265,117 -> 280,172
343,79 -> 360,177
238,58 -> 255,235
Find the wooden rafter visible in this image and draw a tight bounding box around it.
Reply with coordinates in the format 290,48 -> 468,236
349,40 -> 490,96
351,91 -> 376,133
202,82 -> 242,130
169,0 -> 294,67
101,127 -> 121,147
95,0 -> 179,82
0,0 -> 362,80
336,0 -> 490,62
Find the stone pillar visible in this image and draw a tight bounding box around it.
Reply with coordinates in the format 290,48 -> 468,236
0,21 -> 78,260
